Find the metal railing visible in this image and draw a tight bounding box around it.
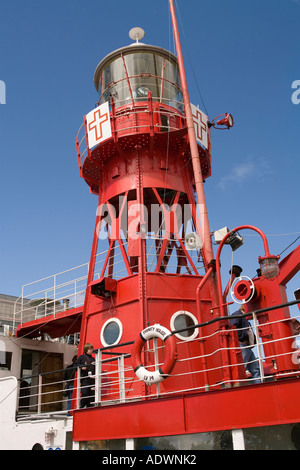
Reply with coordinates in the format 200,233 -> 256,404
13,262 -> 90,329
76,96 -> 186,167
13,245 -> 131,328
13,236 -> 205,330
14,300 -> 300,420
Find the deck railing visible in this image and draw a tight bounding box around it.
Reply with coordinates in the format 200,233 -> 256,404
15,301 -> 300,420
13,238 -> 203,330
76,97 -> 186,168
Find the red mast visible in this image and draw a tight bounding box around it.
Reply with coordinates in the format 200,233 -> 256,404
169,0 -> 214,267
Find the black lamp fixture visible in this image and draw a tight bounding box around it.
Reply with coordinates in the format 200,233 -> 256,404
227,231 -> 244,252
214,226 -> 244,252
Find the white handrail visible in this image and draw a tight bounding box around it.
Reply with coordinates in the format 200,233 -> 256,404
12,310 -> 299,421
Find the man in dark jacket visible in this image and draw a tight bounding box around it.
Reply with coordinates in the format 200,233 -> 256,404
63,355 -> 77,411
75,343 -> 95,408
230,305 -> 261,384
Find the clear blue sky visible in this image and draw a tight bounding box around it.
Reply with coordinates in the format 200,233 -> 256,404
0,0 -> 299,315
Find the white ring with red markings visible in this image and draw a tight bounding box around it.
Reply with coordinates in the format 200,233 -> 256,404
230,276 -> 255,304
131,324 -> 178,386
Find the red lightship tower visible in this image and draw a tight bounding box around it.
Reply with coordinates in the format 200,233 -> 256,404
75,25 -> 224,400
13,0 -> 300,450
70,2 -> 299,447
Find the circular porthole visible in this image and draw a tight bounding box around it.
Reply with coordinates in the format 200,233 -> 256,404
170,310 -> 199,341
100,318 -> 123,347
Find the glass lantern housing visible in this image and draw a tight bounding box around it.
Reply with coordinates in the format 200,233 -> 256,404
93,44 -> 184,113
259,255 -> 280,279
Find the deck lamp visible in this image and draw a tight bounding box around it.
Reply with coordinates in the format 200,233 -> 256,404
208,113 -> 234,130
227,231 -> 244,252
258,254 -> 280,279
216,113 -> 234,128
214,227 -> 244,252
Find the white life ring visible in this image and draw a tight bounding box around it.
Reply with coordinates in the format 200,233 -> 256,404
131,324 -> 177,386
230,276 -> 256,304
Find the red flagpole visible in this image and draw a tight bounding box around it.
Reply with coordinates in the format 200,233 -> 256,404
169,0 -> 214,268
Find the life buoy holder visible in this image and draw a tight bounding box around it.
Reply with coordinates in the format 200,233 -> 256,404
131,324 -> 177,386
230,276 -> 256,304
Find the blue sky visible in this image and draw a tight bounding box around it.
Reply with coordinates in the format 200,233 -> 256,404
0,0 -> 299,315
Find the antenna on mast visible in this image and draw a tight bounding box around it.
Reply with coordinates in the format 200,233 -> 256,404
129,27 -> 145,43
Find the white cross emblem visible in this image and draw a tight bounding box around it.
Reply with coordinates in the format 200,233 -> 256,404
86,102 -> 112,149
190,103 -> 208,149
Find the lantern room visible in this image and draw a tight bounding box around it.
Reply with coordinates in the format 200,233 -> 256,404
76,30 -> 212,197
93,32 -> 184,113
